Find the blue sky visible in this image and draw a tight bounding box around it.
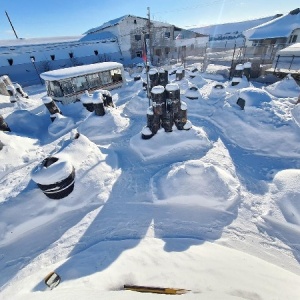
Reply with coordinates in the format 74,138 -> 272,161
0,0 -> 299,40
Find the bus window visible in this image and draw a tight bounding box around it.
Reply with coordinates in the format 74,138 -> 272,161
72,76 -> 89,92
111,69 -> 122,82
86,73 -> 101,89
60,80 -> 75,95
49,81 -> 63,97
99,71 -> 112,85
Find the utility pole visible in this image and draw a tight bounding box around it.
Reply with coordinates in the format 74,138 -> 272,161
5,11 -> 19,39
147,7 -> 151,64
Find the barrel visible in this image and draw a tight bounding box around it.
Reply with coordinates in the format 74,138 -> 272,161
93,91 -> 105,116
165,83 -> 180,114
80,90 -> 94,112
0,114 -> 10,132
42,96 -> 62,121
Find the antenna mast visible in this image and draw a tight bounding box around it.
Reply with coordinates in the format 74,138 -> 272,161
5,11 -> 19,39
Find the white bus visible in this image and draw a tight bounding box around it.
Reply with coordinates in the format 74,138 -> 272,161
40,62 -> 125,104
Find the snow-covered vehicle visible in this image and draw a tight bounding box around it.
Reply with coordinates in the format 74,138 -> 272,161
40,62 -> 125,104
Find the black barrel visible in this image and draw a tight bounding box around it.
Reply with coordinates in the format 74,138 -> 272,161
151,85 -> 166,116
161,110 -> 173,132
233,64 -> 244,78
42,96 -> 62,121
0,114 -> 10,132
158,68 -> 168,87
149,68 -> 159,89
243,62 -> 252,81
165,83 -> 181,114
93,92 -> 105,116
80,90 -> 94,112
174,102 -> 187,130
31,156 -> 75,200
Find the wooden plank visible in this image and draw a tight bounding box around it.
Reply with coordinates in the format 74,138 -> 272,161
123,284 -> 189,295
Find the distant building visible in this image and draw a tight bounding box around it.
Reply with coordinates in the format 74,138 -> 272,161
0,34 -> 121,86
244,8 -> 300,48
84,15 -> 208,65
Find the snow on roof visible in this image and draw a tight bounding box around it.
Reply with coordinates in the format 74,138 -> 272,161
245,9 -> 300,40
84,15 -> 129,34
79,31 -> 117,42
84,15 -> 173,35
40,62 -> 123,81
277,42 -> 300,56
0,36 -> 83,47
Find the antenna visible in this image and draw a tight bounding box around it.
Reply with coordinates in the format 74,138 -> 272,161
5,11 -> 19,39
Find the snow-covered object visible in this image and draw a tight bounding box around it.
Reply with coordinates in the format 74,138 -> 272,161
148,68 -> 158,75
235,64 -> 244,71
151,85 -> 165,94
77,108 -> 129,142
189,73 -> 207,87
80,91 -> 93,104
227,76 -> 250,91
166,83 -> 180,92
31,157 -> 73,186
185,85 -> 200,99
243,62 -> 252,69
264,74 -> 300,98
238,87 -> 272,107
92,91 -> 104,104
48,114 -> 75,137
42,96 -> 53,104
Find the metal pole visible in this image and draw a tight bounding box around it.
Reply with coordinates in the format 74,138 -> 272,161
288,55 -> 295,71
5,11 -> 18,39
230,43 -> 237,79
31,58 -> 43,85
144,32 -> 151,106
273,55 -> 280,74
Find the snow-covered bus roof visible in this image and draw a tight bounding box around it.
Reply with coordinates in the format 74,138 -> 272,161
40,62 -> 124,81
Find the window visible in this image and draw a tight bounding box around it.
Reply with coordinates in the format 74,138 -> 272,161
49,81 -> 63,97
165,47 -> 170,54
7,58 -> 13,66
72,76 -> 89,92
136,51 -> 142,58
99,71 -> 112,85
69,52 -> 74,59
50,55 -> 55,61
134,19 -> 137,24
292,35 -> 298,43
60,80 -> 75,95
165,32 -> 171,39
135,35 -> 141,41
110,69 -> 122,82
86,73 -> 101,88
145,33 -> 150,39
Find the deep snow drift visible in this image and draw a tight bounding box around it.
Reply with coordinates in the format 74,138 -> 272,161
1,66 -> 300,299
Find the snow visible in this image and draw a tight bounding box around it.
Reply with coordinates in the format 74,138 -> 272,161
245,10 -> 300,40
1,66 -> 300,300
40,62 -> 123,81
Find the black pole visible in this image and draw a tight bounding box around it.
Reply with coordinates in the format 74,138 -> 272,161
31,58 -> 43,85
5,11 -> 18,39
288,55 -> 295,71
230,43 -> 237,79
273,55 -> 280,74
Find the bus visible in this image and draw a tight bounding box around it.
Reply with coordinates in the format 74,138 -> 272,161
40,62 -> 125,104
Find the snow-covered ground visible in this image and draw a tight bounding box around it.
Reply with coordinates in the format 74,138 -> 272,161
1,66 -> 300,299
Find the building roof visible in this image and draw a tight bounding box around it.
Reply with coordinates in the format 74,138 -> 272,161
0,36 -> 84,48
277,42 -> 300,56
244,8 -> 300,40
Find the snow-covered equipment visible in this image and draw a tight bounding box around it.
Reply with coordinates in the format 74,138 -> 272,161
80,90 -> 94,112
0,114 -> 10,132
44,271 -> 61,289
42,96 -> 62,122
185,85 -> 200,100
231,76 -> 242,86
40,62 -> 125,104
31,156 -> 75,199
233,64 -> 244,78
97,89 -> 114,107
93,91 -> 105,116
141,83 -> 191,139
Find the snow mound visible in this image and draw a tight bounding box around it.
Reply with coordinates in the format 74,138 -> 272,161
152,138 -> 240,210
5,110 -> 48,138
123,95 -> 149,116
0,133 -> 121,245
264,74 -> 300,98
272,169 -> 300,226
291,104 -> 300,127
130,125 -> 212,161
48,114 -> 75,138
226,76 -> 250,93
78,107 -> 130,142
238,87 -> 273,107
